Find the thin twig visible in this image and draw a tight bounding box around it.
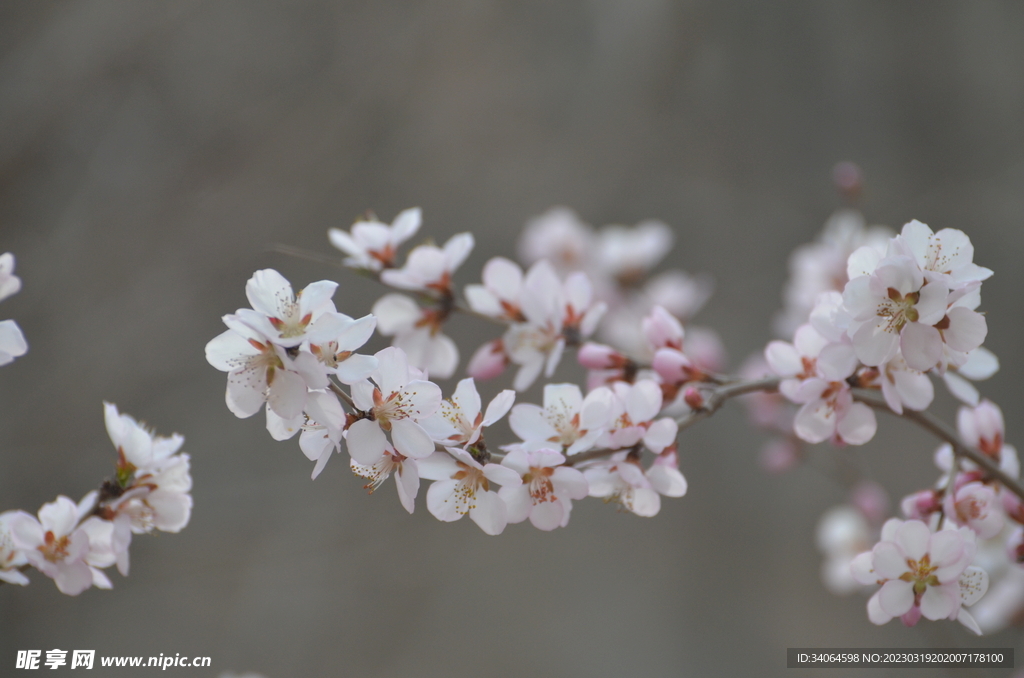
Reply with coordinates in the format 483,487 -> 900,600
854,391 -> 1024,502
328,381 -> 357,412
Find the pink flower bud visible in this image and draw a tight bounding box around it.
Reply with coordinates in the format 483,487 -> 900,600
683,387 -> 704,410
900,605 -> 921,628
1006,527 -> 1024,564
652,347 -> 694,384
900,489 -> 940,520
642,305 -> 684,350
467,339 -> 507,380
1003,491 -> 1024,524
577,342 -> 622,369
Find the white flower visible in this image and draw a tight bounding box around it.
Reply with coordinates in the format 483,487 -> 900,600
583,454 -> 661,517
895,220 -> 992,287
765,324 -> 875,445
499,448 -> 588,530
0,252 -> 22,302
509,383 -> 609,456
380,232 -> 474,293
351,442 -> 422,514
517,207 -> 593,272
99,404 -> 192,573
420,378 -> 515,447
843,255 -> 951,370
942,482 -> 1004,539
372,293 -> 459,379
205,315 -> 326,420
851,519 -> 978,626
464,257 -> 526,322
345,347 -> 442,466
816,505 -> 873,595
308,313 -> 378,384
595,380 -> 678,454
0,319 -> 28,366
235,269 -> 350,349
0,512 -> 29,586
9,496 -> 114,595
329,207 -> 421,271
418,448 -> 521,535
501,261 -> 605,390
594,220 -> 673,284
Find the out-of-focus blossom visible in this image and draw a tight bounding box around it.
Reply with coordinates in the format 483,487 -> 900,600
329,207 -> 421,271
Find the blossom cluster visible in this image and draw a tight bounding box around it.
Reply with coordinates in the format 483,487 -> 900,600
206,193 -> 1019,637
0,255 -> 191,595
756,207 -> 1020,634
207,209 -> 705,535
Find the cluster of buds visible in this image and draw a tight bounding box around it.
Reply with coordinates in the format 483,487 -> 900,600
0,253 -> 191,595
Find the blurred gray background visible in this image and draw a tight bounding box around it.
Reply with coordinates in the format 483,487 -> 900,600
2,2 -> 1023,677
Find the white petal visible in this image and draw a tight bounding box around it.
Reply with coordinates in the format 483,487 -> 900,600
873,542 -> 909,580
469,491 -> 507,535
647,465 -> 687,497
643,419 -> 678,454
893,370 -> 934,411
836,402 -> 877,445
266,369 -> 307,419
443,232 -> 475,272
395,462 -> 420,514
919,584 -> 958,620
959,566 -> 989,606
372,294 -> 421,335
894,520 -> 930,561
528,500 -> 564,531
390,419 -> 435,459
867,591 -> 893,625
943,372 -> 979,406
499,486 -> 532,524
957,347 -> 998,380
944,307 -> 987,353
878,579 -> 914,617
509,404 -> 557,442
245,269 -> 293,317
900,323 -> 942,372
426,480 -> 463,522
345,419 -> 388,466
482,390 -> 516,427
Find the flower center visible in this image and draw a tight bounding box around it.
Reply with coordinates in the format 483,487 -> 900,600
451,462 -> 488,514
38,531 -> 71,564
524,467 -> 556,503
899,554 -> 940,596
876,288 -> 920,333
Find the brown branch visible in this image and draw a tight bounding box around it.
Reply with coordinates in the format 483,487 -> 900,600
854,391 -> 1024,502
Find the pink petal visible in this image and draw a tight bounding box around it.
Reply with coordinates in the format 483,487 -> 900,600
894,520 -> 930,561
867,591 -> 893,625
878,579 -> 914,617
944,307 -> 987,353
873,542 -> 909,580
836,402 -> 877,445
900,323 -> 942,372
919,584 -> 958,620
